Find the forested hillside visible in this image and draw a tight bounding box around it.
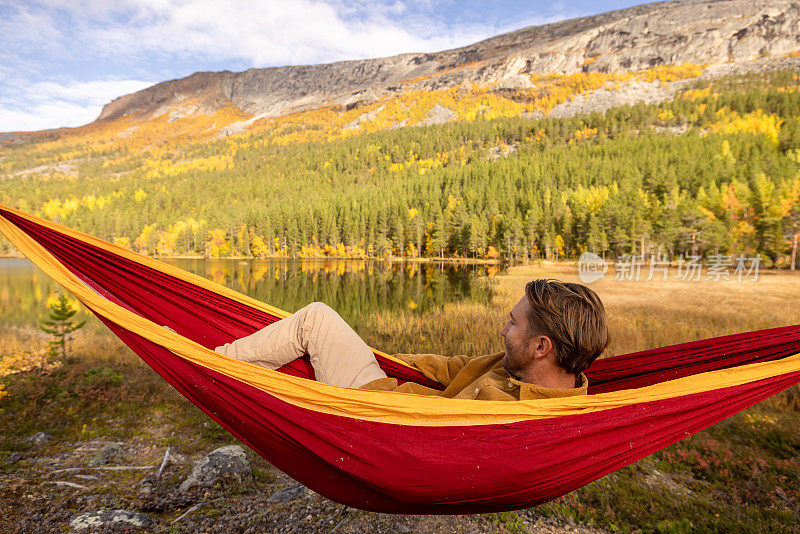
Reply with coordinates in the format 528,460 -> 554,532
2,69 -> 800,266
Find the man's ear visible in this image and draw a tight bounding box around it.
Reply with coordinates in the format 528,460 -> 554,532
529,334 -> 554,360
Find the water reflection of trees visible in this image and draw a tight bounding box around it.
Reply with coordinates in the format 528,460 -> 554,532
0,259 -> 500,327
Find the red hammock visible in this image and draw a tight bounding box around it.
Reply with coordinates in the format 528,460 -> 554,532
2,204 -> 799,514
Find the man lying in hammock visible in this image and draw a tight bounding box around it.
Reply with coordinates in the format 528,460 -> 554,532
214,278 -> 609,400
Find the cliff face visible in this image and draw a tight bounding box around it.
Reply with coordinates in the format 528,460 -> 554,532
88,0 -> 800,123
96,71 -> 236,122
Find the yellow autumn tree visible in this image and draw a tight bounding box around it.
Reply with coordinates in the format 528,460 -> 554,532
207,228 -> 230,257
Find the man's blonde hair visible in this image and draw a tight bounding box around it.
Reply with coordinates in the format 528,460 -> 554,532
524,279 -> 609,377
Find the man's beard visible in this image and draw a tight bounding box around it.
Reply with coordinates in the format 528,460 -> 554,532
502,337 -> 528,379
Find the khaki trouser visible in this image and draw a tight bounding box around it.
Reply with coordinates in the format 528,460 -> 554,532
214,302 -> 387,388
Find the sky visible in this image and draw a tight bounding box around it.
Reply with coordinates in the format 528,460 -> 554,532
0,0 -> 648,133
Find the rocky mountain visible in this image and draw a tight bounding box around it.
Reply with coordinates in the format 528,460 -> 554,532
92,0 -> 800,126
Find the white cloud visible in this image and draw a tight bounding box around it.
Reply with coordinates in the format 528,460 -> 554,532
27,79 -> 155,106
0,79 -> 154,132
0,102 -> 102,133
0,4 -> 64,53
7,0 -> 507,66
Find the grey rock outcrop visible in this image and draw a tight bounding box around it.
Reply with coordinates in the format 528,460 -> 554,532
87,442 -> 124,467
344,105 -> 385,130
497,74 -> 534,91
266,483 -> 311,503
178,445 -> 251,492
419,104 -> 457,126
91,0 -> 800,127
550,79 -> 687,118
69,509 -> 150,531
24,431 -> 51,447
5,452 -> 24,464
97,71 -> 234,122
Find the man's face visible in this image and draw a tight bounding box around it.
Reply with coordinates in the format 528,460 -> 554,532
499,297 -> 535,378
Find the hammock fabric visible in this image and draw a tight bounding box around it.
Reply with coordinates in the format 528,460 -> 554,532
2,204 -> 800,515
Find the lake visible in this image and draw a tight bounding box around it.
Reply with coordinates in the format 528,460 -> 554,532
0,258 -> 502,328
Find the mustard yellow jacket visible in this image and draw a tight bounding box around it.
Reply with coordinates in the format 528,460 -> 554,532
361,351 -> 589,401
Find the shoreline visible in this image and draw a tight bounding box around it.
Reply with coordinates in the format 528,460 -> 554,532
0,252 -> 503,265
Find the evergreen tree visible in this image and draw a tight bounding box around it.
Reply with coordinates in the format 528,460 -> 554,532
779,117 -> 800,152
408,214 -> 424,258
40,293 -> 85,364
390,210 -> 406,257
430,211 -> 447,258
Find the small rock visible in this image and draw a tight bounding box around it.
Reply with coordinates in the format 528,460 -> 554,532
178,445 -> 252,492
168,450 -> 187,464
5,452 -> 23,464
87,442 -> 123,466
69,509 -> 150,531
138,475 -> 154,496
266,483 -> 310,503
24,431 -> 51,447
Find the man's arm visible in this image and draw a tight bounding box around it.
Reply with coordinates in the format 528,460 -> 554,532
390,353 -> 472,386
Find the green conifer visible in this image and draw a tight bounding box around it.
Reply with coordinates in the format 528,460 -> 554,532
40,293 -> 85,364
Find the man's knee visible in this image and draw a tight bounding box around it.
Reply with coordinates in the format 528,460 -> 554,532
305,301 -> 337,319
